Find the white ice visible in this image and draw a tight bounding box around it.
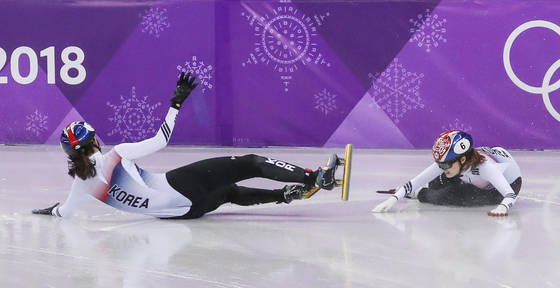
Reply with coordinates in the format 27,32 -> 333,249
1,145 -> 559,288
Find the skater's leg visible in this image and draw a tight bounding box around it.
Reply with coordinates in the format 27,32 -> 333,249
417,174 -> 472,206
166,154 -> 316,192
417,185 -> 469,206
459,177 -> 522,206
162,184 -> 236,219
417,182 -> 517,207
418,174 -> 523,207
207,184 -> 309,210
181,184 -> 289,217
220,185 -> 285,207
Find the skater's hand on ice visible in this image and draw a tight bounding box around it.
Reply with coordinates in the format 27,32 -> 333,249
171,72 -> 199,109
32,202 -> 59,216
488,204 -> 508,217
372,196 -> 397,213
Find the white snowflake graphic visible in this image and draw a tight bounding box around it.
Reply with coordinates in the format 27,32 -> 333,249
177,56 -> 214,94
314,88 -> 337,115
106,87 -> 162,142
241,3 -> 331,92
368,58 -> 424,123
409,9 -> 447,52
25,109 -> 48,137
139,7 -> 171,38
442,118 -> 472,133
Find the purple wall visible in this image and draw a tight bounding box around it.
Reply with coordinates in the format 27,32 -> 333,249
1,0 -> 559,149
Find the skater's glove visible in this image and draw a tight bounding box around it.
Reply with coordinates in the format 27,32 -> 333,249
488,204 -> 508,217
372,196 -> 398,213
32,202 -> 59,216
171,72 -> 199,109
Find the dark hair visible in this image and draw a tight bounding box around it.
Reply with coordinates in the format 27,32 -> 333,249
461,148 -> 485,171
67,144 -> 97,180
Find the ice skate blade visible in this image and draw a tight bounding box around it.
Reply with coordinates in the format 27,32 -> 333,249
303,187 -> 320,199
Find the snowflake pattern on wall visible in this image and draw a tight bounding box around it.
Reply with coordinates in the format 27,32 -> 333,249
409,9 -> 447,52
25,109 -> 48,137
369,58 -> 424,123
314,88 -> 337,115
442,118 -> 472,133
177,56 -> 214,94
139,7 -> 171,38
241,2 -> 331,92
106,87 -> 162,142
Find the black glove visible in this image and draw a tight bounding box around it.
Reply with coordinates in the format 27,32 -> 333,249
32,202 -> 59,216
171,72 -> 199,109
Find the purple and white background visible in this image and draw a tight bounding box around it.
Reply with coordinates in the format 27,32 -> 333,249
1,0 -> 559,149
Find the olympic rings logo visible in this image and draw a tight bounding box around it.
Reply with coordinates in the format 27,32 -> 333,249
503,20 -> 560,122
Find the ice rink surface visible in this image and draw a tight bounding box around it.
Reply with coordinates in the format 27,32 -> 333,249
1,145 -> 559,288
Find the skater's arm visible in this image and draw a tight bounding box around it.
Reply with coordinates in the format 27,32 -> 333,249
33,179 -> 92,218
114,107 -> 178,160
114,72 -> 198,160
480,162 -> 517,215
393,163 -> 442,200
373,163 -> 441,213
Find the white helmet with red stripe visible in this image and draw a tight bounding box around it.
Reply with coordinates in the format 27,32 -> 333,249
432,130 -> 473,163
60,121 -> 96,155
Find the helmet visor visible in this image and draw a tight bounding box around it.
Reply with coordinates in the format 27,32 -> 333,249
437,160 -> 456,170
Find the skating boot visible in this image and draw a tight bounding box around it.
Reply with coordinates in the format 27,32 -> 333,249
315,154 -> 339,190
283,184 -> 310,203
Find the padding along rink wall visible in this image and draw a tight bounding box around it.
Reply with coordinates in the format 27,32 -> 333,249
0,0 -> 559,149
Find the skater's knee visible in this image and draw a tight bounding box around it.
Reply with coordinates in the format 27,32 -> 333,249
417,187 -> 451,205
238,154 -> 267,175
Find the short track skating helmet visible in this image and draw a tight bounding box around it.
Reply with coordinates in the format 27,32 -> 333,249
60,121 -> 96,155
432,130 -> 473,169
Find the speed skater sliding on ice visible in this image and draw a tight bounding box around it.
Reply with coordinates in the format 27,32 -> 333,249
32,73 -> 345,219
373,130 -> 522,217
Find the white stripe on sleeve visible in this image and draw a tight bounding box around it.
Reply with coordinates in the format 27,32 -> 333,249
394,163 -> 441,200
